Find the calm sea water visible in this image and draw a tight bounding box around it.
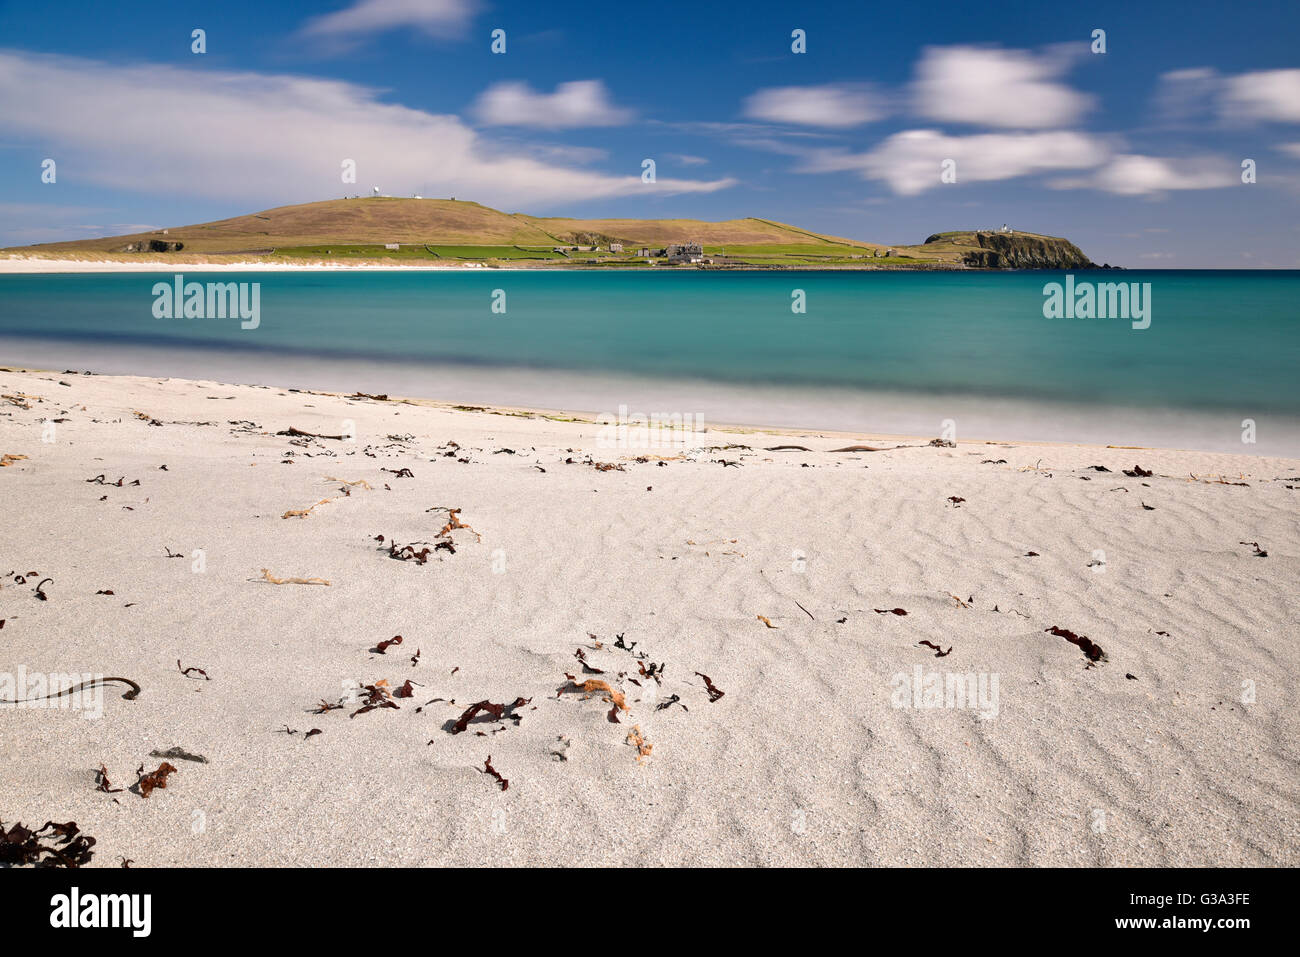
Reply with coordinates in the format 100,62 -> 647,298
1,270 -> 1297,453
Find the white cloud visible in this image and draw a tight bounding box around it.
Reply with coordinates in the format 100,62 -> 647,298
1053,154 -> 1237,195
800,129 -> 1110,195
1223,69 -> 1300,123
472,80 -> 634,128
1152,67 -> 1220,123
0,51 -> 732,208
912,45 -> 1093,129
1278,143 -> 1300,158
302,0 -> 476,38
742,83 -> 885,128
0,203 -> 157,245
1157,67 -> 1300,125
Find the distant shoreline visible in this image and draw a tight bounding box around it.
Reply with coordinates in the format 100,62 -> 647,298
0,255 -> 966,274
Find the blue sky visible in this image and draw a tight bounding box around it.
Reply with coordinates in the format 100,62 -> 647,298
1,0 -> 1299,265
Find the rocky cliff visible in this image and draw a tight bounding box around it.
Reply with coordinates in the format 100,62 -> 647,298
923,231 -> 1098,269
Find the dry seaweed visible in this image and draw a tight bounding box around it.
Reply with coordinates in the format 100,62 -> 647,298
176,659 -> 210,681
260,568 -> 330,585
575,648 -> 604,674
626,725 -> 652,763
429,506 -> 482,542
350,681 -> 400,718
372,635 -> 404,654
1239,541 -> 1268,557
481,755 -> 509,791
874,608 -> 908,616
0,819 -> 96,868
277,427 -> 347,440
947,496 -> 966,507
449,697 -> 531,734
282,497 -> 332,519
94,764 -> 122,794
1045,625 -> 1106,664
919,640 -> 952,658
1123,466 -> 1153,477
828,445 -> 884,452
559,678 -> 627,712
756,614 -> 778,628
694,672 -> 725,702
323,476 -> 373,490
134,762 -> 178,798
2,676 -> 140,706
380,537 -> 432,563
149,747 -> 208,764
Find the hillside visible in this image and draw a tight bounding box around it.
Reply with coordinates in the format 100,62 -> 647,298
16,198 -> 877,255
4,198 -> 1102,269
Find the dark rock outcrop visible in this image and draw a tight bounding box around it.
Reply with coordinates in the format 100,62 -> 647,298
115,239 -> 185,253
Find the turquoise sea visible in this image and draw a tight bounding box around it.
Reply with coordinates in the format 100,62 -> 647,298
1,270 -> 1297,454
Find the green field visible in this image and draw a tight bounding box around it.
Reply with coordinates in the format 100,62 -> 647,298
271,243 -> 570,261
266,242 -> 928,267
273,244 -> 435,261
706,242 -> 871,257
424,245 -> 567,260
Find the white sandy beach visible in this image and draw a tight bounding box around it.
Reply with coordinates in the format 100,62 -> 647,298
0,255 -> 488,273
1,367 -> 1297,866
